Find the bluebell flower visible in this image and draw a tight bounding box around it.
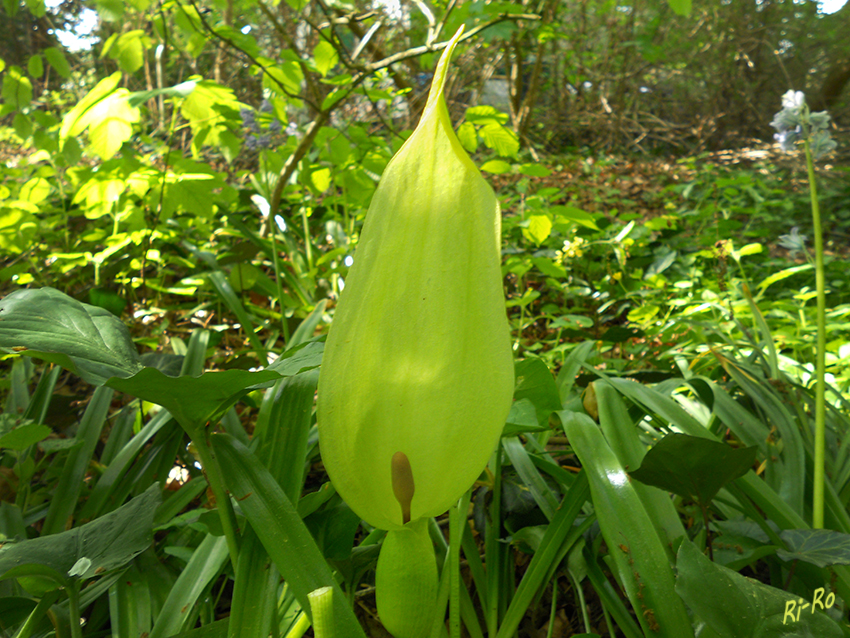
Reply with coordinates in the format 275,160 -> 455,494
778,226 -> 807,257
774,126 -> 801,153
781,90 -> 805,110
269,120 -> 282,133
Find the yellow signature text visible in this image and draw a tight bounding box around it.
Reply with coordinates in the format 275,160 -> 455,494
783,587 -> 836,624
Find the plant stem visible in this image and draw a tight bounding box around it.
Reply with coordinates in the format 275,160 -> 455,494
185,422 -> 241,565
67,581 -> 83,638
804,138 -> 826,529
308,587 -> 335,638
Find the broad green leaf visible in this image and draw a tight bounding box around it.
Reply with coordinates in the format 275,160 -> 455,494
180,80 -> 241,149
107,367 -> 280,429
518,163 -> 550,177
19,177 -> 51,204
102,30 -> 151,73
27,54 -> 43,79
0,597 -> 38,628
0,287 -> 144,385
93,0 -> 125,21
777,529 -> 850,568
480,122 -> 519,157
465,105 -> 509,125
629,433 -> 757,506
260,60 -> 304,97
60,71 -> 122,143
311,167 -> 331,192
514,358 -> 562,424
0,484 -> 161,581
86,90 -> 141,159
0,423 -> 51,450
550,205 -> 599,230
2,66 -> 33,109
667,0 -> 691,15
25,0 -> 46,17
0,204 -> 38,253
480,159 -> 511,174
676,539 -> 843,638
313,41 -> 338,77
523,214 -> 552,245
44,47 -> 71,78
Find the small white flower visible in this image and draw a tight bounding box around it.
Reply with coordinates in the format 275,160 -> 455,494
781,90 -> 805,110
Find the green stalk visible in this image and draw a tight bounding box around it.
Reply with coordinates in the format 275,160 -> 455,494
67,581 -> 83,638
804,138 -> 827,529
449,492 -> 471,638
307,587 -> 334,638
186,422 -> 241,565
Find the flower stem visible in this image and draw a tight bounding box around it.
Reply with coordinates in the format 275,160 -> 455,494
308,586 -> 335,638
803,138 -> 826,529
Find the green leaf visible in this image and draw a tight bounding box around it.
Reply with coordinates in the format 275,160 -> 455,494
107,367 -> 280,429
313,40 -> 338,77
629,433 -> 757,506
44,46 -> 71,78
0,204 -> 38,253
60,72 -> 122,143
757,264 -> 813,291
211,433 -> 368,638
667,0 -> 691,16
147,535 -> 229,638
0,597 -> 38,628
465,105 -> 509,125
103,30 -> 151,73
514,358 -> 562,424
550,205 -> 599,230
523,214 -> 552,245
0,287 -> 144,385
0,423 -> 51,451
518,163 -> 550,177
0,484 -> 161,581
480,159 -> 511,174
777,529 -> 850,568
676,539 -> 843,638
479,122 -> 519,157
19,177 -> 51,203
27,54 -> 43,79
86,90 -> 141,159
2,66 -> 33,109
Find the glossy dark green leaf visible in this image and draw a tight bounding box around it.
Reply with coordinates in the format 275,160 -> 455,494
0,287 -> 144,385
0,483 -> 160,581
676,539 -> 843,638
106,367 -> 280,429
777,529 -> 850,568
629,433 -> 757,506
513,358 -> 562,424
0,596 -> 37,628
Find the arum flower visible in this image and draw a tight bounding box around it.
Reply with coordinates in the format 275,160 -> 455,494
316,26 -> 513,638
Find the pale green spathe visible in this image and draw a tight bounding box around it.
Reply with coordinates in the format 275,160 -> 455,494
316,27 -> 514,531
